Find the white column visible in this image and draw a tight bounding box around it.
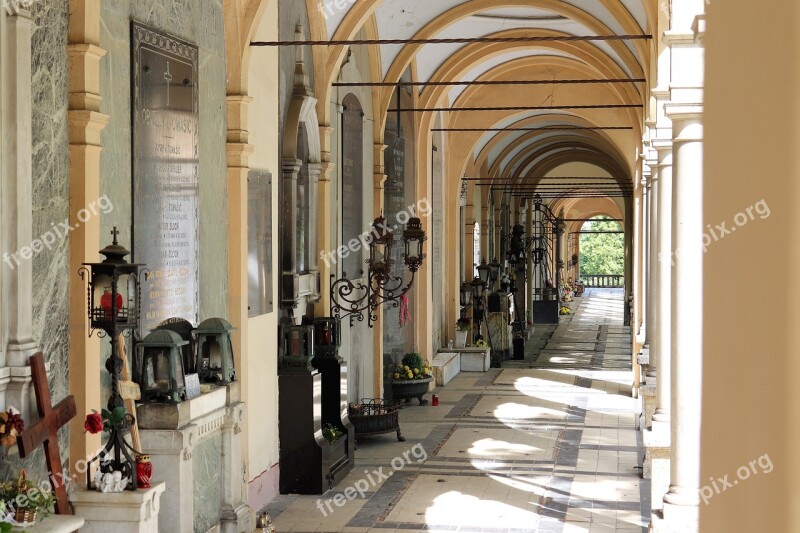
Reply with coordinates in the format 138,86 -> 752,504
652,141 -> 672,425
645,169 -> 658,375
639,174 -> 649,342
1,4 -> 38,418
660,12 -> 705,529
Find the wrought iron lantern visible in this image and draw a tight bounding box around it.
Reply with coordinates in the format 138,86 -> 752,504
369,216 -> 393,273
488,258 -> 502,286
476,259 -> 491,286
470,276 -> 486,301
78,227 -> 148,491
470,276 -> 487,342
330,214 -> 427,327
281,324 -> 315,369
155,317 -> 196,374
508,225 -> 526,264
460,282 -> 473,307
403,217 -> 427,272
81,229 -> 145,334
134,329 -> 188,403
194,318 -> 237,384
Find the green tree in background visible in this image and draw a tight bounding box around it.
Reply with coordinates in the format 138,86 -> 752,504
579,217 -> 624,275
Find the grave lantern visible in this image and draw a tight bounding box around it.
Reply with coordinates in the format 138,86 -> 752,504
82,228 -> 144,333
402,217 -> 427,273
312,317 -> 340,357
78,227 -> 148,490
155,317 -> 196,374
280,324 -> 315,369
134,329 -> 188,403
194,318 -> 237,384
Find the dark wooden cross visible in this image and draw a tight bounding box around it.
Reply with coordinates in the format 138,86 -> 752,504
16,352 -> 76,515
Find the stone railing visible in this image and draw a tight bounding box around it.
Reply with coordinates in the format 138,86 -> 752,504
582,274 -> 624,288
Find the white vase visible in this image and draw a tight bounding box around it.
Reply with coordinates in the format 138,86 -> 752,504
455,329 -> 468,348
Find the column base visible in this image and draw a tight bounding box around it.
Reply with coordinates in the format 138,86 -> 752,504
220,502 -> 253,533
5,340 -> 40,366
640,383 -> 656,428
650,498 -> 699,533
72,482 -> 166,533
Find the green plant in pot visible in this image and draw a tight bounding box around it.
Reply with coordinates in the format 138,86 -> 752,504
321,423 -> 344,443
0,471 -> 55,526
391,352 -> 433,406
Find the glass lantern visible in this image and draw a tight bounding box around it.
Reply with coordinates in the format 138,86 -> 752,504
402,217 -> 427,273
488,258 -> 502,285
194,318 -> 237,384
312,317 -> 340,357
368,216 -> 394,273
460,282 -> 473,307
476,259 -> 491,286
280,324 -> 315,369
134,330 -> 188,403
155,318 -> 196,374
81,229 -> 144,334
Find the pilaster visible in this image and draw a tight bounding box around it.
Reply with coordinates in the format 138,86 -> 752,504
67,0 -> 107,476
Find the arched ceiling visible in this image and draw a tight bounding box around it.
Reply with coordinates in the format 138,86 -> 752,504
318,0 -> 656,203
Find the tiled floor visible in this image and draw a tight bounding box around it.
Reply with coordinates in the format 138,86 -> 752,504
262,289 -> 647,532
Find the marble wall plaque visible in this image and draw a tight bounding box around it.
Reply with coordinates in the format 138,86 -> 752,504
132,22 -> 200,331
341,94 -> 364,279
247,170 -> 272,316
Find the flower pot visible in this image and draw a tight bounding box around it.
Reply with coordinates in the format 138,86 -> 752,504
391,376 -> 433,406
455,329 -> 468,348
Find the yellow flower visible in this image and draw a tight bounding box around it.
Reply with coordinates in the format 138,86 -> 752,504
413,368 -> 419,374
393,373 -> 400,379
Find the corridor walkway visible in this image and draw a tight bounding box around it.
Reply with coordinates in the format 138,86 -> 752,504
264,289 -> 647,532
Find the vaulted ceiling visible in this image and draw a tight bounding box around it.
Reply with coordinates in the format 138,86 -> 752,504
322,0 -> 658,201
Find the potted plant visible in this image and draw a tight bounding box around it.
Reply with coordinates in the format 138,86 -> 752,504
0,471 -> 55,527
391,352 -> 433,406
455,318 -> 470,348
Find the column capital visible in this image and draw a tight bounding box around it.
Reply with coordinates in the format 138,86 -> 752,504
3,1 -> 33,19
282,158 -> 302,176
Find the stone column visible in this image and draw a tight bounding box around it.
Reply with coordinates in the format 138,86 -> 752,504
645,140 -> 673,509
221,400 -> 250,532
659,12 -> 705,530
639,173 -> 649,343
372,145 -> 387,397
1,4 -> 38,419
645,169 -> 658,375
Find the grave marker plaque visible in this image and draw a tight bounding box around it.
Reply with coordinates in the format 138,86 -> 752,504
132,22 -> 200,331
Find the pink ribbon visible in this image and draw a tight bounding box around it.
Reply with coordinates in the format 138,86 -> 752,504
399,294 -> 413,327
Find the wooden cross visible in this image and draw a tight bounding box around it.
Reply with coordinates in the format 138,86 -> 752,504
117,334 -> 141,451
16,352 -> 76,515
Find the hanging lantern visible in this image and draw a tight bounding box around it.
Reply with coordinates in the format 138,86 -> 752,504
470,275 -> 486,300
134,330 -> 188,403
459,282 -> 473,307
476,259 -> 490,285
194,318 -> 237,384
488,258 -> 502,284
402,217 -> 427,273
368,216 -> 394,274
